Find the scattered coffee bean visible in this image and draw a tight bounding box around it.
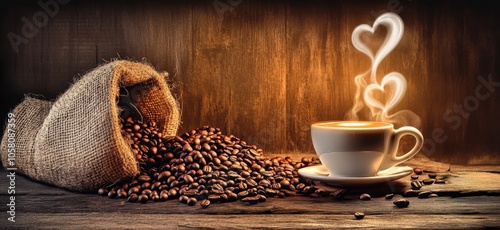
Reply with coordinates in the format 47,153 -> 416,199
410,175 -> 419,180
98,188 -> 108,196
242,196 -> 260,204
422,179 -> 434,185
414,168 -> 423,175
428,173 -> 437,179
385,194 -> 394,200
393,199 -> 410,208
187,197 -> 197,206
127,193 -> 139,203
434,179 -> 446,184
360,193 -> 371,200
200,199 -> 211,208
403,190 -> 419,197
354,212 -> 365,220
138,194 -> 149,204
418,191 -> 432,198
331,189 -> 347,200
411,181 -> 422,190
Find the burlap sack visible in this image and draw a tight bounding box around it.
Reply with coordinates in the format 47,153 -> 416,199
0,60 -> 180,192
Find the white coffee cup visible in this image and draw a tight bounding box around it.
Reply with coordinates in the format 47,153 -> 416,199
311,121 -> 423,177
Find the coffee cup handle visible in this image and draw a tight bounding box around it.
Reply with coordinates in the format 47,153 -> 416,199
380,126 -> 424,170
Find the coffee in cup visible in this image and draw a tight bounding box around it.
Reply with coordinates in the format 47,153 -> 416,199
311,121 -> 423,177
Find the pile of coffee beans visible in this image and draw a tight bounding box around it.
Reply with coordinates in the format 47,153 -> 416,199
97,117 -> 321,207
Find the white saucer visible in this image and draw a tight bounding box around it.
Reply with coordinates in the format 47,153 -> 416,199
298,165 -> 413,187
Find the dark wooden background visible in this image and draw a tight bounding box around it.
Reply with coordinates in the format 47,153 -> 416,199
1,0 -> 499,164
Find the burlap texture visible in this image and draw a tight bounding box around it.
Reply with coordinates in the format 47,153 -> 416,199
0,60 -> 180,192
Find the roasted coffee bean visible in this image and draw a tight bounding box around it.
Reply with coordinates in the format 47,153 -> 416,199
434,179 -> 446,184
107,190 -> 117,198
168,189 -> 178,198
422,179 -> 434,185
411,181 -> 422,190
242,196 -> 260,204
354,212 -> 365,220
138,194 -> 149,204
179,195 -> 189,204
127,193 -> 139,203
393,199 -> 410,208
208,194 -> 221,202
237,190 -> 249,198
403,190 -> 419,197
414,168 -> 423,175
385,194 -> 394,199
138,175 -> 151,183
418,191 -> 432,198
160,190 -> 169,201
360,193 -> 371,200
98,188 -> 108,196
277,192 -> 286,198
187,197 -> 197,206
428,173 -> 437,179
315,188 -> 329,197
410,175 -> 419,180
103,119 -> 318,206
331,189 -> 347,200
200,199 -> 211,208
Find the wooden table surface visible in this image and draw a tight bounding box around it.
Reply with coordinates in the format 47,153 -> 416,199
1,155 -> 500,229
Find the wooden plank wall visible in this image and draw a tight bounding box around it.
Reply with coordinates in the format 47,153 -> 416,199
1,0 -> 499,164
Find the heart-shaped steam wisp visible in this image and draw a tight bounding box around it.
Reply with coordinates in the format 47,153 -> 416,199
351,13 -> 404,84
364,72 -> 406,121
346,13 -> 420,128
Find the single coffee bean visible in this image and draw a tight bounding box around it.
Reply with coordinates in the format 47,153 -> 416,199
434,179 -> 446,184
410,175 -> 419,180
429,193 -> 439,198
354,212 -> 365,220
138,194 -> 149,204
127,193 -> 139,203
331,189 -> 347,200
179,195 -> 189,204
242,196 -> 260,204
418,191 -> 432,198
237,190 -> 249,198
360,193 -> 371,200
98,188 -> 108,196
393,198 -> 410,208
200,199 -> 211,208
385,194 -> 394,200
208,194 -> 221,202
403,190 -> 419,197
422,179 -> 434,185
428,173 -> 437,179
187,197 -> 197,206
414,168 -> 423,175
107,190 -> 117,198
256,194 -> 267,202
411,181 -> 422,190
160,190 -> 169,201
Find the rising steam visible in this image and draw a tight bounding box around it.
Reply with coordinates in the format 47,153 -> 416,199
346,12 -> 421,128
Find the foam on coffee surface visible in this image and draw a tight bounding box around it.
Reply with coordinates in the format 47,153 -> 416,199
314,121 -> 391,129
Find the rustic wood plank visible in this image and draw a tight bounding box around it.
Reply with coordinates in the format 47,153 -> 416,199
1,0 -> 500,164
2,213 -> 500,229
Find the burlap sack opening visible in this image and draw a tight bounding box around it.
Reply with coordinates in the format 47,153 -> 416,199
0,60 -> 180,192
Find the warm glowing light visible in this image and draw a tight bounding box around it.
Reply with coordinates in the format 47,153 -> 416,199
338,122 -> 369,127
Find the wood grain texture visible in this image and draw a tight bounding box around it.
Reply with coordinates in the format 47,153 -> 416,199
0,162 -> 500,229
1,0 -> 500,164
